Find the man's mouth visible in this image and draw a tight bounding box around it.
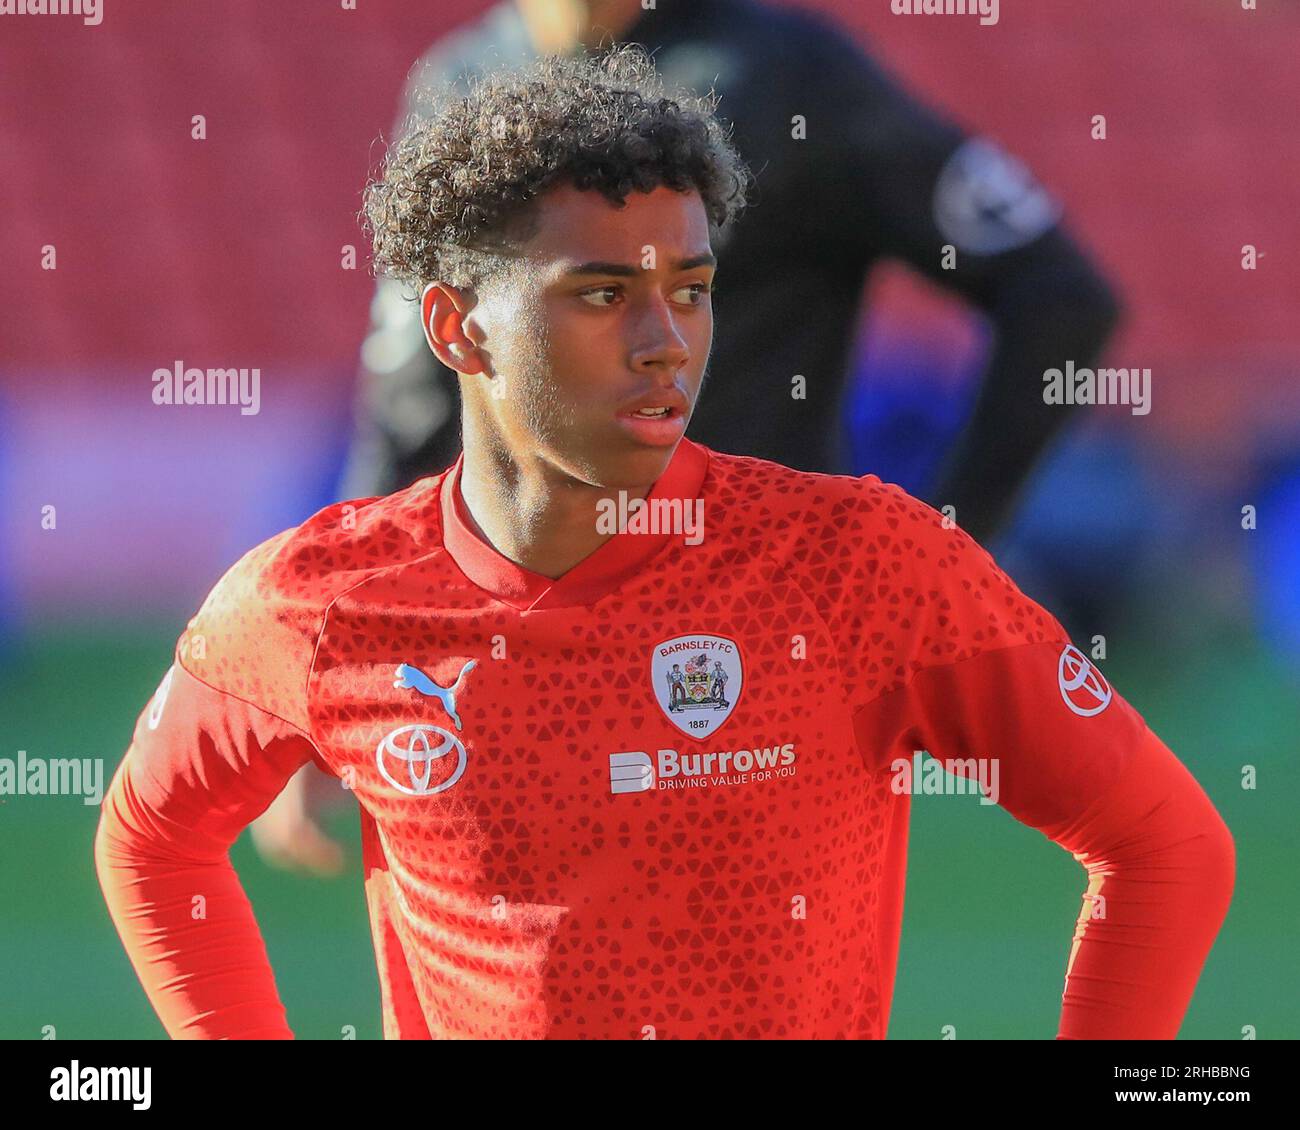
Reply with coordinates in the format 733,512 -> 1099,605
616,398 -> 688,447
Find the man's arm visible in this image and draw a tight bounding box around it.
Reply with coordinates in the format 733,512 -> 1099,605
924,229 -> 1120,542
845,481 -> 1234,1037
902,643 -> 1235,1038
95,657 -> 321,1038
248,761 -> 347,876
808,30 -> 1121,540
1046,730 -> 1236,1039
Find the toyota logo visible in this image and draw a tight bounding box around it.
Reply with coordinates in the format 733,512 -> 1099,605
376,724 -> 467,796
1057,645 -> 1112,717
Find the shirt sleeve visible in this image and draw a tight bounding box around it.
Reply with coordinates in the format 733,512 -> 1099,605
94,653 -> 324,1039
881,642 -> 1235,1038
798,24 -> 1120,540
799,28 -> 1058,281
847,489 -> 1234,1038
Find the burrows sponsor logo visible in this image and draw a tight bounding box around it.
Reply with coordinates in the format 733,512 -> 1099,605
609,743 -> 796,795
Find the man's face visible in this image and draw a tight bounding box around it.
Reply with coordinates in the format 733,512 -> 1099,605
463,182 -> 716,491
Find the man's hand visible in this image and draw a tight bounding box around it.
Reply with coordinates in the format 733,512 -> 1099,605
250,764 -> 347,876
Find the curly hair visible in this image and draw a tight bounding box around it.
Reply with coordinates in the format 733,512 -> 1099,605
363,44 -> 753,293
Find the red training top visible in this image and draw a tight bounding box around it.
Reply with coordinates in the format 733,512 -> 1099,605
95,440 -> 1235,1038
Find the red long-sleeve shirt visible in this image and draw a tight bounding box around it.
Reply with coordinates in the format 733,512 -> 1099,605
95,442 -> 1235,1038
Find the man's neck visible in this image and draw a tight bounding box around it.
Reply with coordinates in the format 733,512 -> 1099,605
457,415 -> 653,580
515,0 -> 647,54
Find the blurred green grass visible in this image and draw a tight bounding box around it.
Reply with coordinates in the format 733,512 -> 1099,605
1,620 -> 1294,1039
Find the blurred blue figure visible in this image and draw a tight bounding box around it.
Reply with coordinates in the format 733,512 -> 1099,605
1249,451 -> 1300,670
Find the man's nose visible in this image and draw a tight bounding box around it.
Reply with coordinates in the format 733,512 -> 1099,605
629,298 -> 690,374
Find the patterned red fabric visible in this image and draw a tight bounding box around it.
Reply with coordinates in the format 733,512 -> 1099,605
96,440 -> 1234,1038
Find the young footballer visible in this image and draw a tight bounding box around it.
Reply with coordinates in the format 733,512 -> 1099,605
96,48 -> 1233,1040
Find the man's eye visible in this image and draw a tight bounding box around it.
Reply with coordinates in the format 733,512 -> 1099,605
579,286 -> 621,307
672,282 -> 713,305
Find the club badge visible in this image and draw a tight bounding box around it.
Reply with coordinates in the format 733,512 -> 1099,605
651,634 -> 743,740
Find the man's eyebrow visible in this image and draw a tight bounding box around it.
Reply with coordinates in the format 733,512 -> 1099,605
562,252 -> 717,278
673,252 -> 717,271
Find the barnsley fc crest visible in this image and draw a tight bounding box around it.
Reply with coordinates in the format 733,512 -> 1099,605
651,634 -> 743,740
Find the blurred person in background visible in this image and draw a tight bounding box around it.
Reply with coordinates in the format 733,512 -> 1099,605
252,0 -> 1119,874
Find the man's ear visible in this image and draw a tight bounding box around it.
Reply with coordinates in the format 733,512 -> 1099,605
420,281 -> 487,376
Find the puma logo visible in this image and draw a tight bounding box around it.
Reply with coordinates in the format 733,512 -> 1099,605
394,660 -> 478,731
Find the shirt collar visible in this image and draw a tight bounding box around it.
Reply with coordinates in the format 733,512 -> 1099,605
440,439 -> 710,611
